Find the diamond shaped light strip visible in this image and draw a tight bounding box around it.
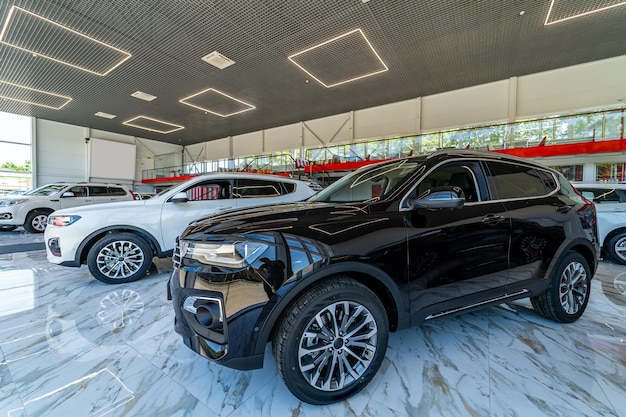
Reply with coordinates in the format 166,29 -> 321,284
0,79 -> 72,109
179,88 -> 255,117
0,6 -> 131,76
123,116 -> 184,134
545,0 -> 626,25
288,29 -> 389,88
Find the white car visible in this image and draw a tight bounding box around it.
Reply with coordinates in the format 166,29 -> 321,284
45,172 -> 320,284
573,182 -> 626,264
0,182 -> 134,233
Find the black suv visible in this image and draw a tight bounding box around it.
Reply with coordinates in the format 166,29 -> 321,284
168,150 -> 599,404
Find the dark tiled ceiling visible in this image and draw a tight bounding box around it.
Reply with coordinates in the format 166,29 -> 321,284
0,0 -> 625,146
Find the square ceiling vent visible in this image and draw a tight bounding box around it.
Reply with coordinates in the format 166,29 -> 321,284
544,0 -> 626,25
0,79 -> 72,109
201,51 -> 235,69
288,29 -> 388,88
0,6 -> 131,76
179,88 -> 255,117
123,116 -> 184,134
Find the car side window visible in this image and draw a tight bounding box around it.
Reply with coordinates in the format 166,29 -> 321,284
108,186 -> 127,196
486,161 -> 553,200
577,187 -> 626,203
233,179 -> 283,198
414,163 -> 480,202
185,182 -> 230,201
88,186 -> 110,196
67,186 -> 87,197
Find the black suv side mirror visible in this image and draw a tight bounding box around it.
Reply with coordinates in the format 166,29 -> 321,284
410,186 -> 465,210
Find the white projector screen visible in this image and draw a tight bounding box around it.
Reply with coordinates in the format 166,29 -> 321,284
89,138 -> 136,181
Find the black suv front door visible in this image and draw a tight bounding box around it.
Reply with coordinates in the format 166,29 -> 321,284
402,160 -> 511,323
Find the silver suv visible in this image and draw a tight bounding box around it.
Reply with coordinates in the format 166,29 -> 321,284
0,182 -> 134,233
573,182 -> 626,264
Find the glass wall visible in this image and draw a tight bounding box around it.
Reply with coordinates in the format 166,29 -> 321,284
0,111 -> 32,193
551,165 -> 584,182
596,163 -> 626,182
141,106 -> 626,181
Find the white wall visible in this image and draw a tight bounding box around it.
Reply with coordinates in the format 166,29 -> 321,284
35,119 -> 88,185
34,120 -> 182,188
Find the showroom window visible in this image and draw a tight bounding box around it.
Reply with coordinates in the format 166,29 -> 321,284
551,165 -> 583,182
0,111 -> 31,193
596,163 -> 626,182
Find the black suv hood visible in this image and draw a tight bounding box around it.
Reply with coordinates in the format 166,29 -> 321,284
182,202 -> 373,239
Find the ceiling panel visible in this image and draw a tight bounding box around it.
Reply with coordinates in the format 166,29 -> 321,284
0,0 -> 624,145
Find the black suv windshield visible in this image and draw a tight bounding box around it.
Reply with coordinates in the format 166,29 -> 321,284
309,159 -> 422,203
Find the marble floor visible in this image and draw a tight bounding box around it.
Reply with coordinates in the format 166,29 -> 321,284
0,229 -> 624,417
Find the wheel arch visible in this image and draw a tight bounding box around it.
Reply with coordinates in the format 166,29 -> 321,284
253,262 -> 409,357
76,226 -> 165,264
603,226 -> 626,249
26,206 -> 55,218
545,237 -> 598,282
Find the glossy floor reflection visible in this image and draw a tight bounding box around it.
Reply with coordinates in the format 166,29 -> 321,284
0,229 -> 625,417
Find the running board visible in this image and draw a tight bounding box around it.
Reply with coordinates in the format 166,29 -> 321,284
424,289 -> 530,320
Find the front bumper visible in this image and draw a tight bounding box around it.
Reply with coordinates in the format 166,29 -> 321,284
44,225 -> 85,266
168,270 -> 265,371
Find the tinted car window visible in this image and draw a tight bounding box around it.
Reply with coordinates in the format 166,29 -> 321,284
576,187 -> 626,203
89,186 -> 110,196
185,182 -> 229,201
234,179 -> 282,198
486,161 -> 551,199
108,186 -> 128,196
68,186 -> 87,197
412,163 -> 481,202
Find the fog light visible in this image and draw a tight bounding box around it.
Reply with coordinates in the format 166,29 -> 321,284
183,296 -> 224,330
196,304 -> 222,328
47,237 -> 61,257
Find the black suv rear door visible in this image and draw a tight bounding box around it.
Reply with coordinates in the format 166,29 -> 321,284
402,160 -> 511,323
483,160 -> 567,292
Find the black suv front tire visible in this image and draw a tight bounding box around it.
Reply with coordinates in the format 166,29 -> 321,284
272,277 -> 389,404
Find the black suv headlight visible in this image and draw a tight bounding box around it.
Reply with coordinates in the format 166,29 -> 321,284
180,240 -> 268,268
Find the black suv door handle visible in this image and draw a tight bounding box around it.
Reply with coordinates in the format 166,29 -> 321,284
555,205 -> 572,213
481,214 -> 506,226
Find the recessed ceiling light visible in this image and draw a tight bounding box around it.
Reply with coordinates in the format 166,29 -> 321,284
201,51 -> 235,69
545,0 -> 626,25
95,111 -> 116,119
179,88 -> 255,117
288,28 -> 388,88
131,91 -> 157,101
0,79 -> 72,109
123,116 -> 184,134
0,6 -> 131,76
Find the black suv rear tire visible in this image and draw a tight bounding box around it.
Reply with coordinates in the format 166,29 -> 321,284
272,277 -> 388,404
530,251 -> 591,323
